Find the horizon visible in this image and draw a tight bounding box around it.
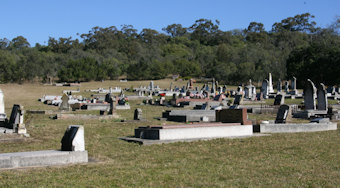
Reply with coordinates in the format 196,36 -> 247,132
1,0 -> 339,45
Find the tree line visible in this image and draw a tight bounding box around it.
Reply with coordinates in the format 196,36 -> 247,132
0,13 -> 339,86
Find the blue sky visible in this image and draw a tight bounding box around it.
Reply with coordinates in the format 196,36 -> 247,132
1,0 -> 339,45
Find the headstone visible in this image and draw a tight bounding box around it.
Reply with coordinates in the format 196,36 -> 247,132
169,82 -> 173,91
326,86 -> 335,94
215,108 -> 252,125
61,125 -> 85,151
234,94 -> 243,105
0,89 -> 6,121
150,81 -> 154,91
237,86 -> 243,94
105,93 -> 116,115
317,83 -> 328,111
16,105 -> 26,134
304,79 -> 317,110
277,79 -> 282,93
7,104 -> 20,129
290,77 -> 298,95
275,105 -> 290,123
134,108 -> 143,120
59,93 -> 70,111
274,94 -> 285,105
261,79 -> 269,99
284,81 -> 289,93
222,85 -> 227,93
268,73 -> 274,93
189,79 -> 193,89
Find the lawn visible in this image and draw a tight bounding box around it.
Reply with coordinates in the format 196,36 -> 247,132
0,80 -> 339,187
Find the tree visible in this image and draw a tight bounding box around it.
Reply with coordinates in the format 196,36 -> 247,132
272,13 -> 317,33
189,19 -> 220,45
162,24 -> 187,37
10,36 -> 30,50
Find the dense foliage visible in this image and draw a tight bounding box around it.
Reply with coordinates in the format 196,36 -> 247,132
0,13 -> 339,85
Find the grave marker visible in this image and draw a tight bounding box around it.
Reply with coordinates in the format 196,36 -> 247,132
317,83 -> 328,111
61,125 -> 85,151
275,105 -> 290,123
274,94 -> 285,105
304,79 -> 316,110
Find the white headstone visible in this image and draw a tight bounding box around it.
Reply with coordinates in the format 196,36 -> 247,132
268,73 -> 274,93
0,89 -> 6,120
61,125 -> 85,151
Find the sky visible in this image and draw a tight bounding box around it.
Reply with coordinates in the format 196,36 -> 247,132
1,0 -> 339,45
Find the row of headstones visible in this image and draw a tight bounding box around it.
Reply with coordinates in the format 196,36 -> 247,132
273,79 -> 328,110
261,77 -> 298,99
241,75 -> 298,100
305,79 -> 327,111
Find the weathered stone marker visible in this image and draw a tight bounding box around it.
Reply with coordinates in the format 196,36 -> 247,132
59,93 -> 70,111
134,108 -> 143,120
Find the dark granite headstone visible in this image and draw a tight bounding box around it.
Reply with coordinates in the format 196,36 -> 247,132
304,79 -> 316,110
61,126 -> 79,151
215,108 -> 252,125
261,79 -> 269,99
277,79 -> 282,93
234,94 -> 243,105
275,104 -> 290,123
317,83 -> 327,111
7,104 -> 20,129
274,94 -> 284,105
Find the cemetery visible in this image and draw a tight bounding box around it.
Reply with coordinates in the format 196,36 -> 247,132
0,78 -> 339,186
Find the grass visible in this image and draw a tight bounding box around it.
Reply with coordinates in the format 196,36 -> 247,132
0,80 -> 340,187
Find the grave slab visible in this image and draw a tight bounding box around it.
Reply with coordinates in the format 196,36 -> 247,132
134,123 -> 253,140
259,122 -> 337,133
0,150 -> 88,169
